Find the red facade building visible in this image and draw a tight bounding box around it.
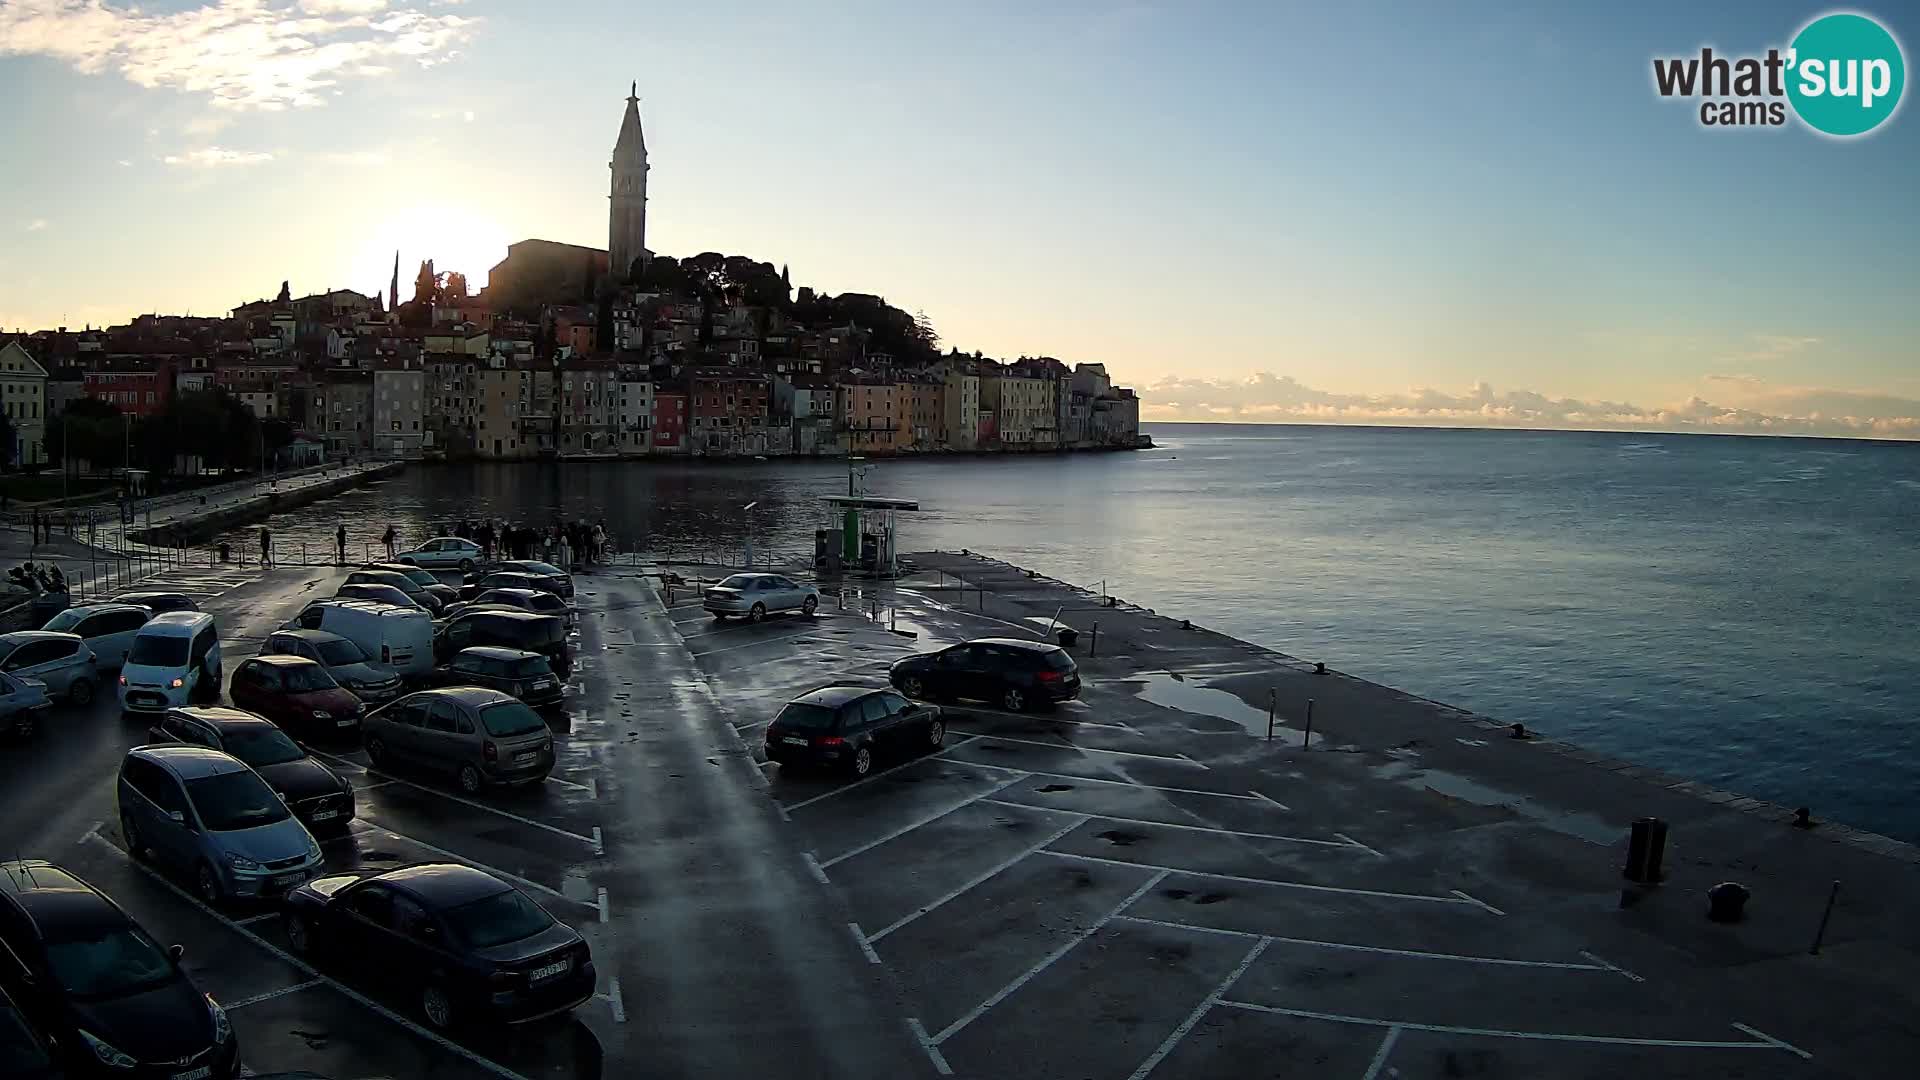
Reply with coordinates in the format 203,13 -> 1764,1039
82,362 -> 175,417
652,391 -> 687,450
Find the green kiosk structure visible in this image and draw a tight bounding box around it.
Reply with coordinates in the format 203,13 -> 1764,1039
818,494 -> 918,578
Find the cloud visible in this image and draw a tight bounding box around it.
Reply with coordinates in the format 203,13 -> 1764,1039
115,158 -> 132,166
24,219 -> 48,231
163,147 -> 275,167
1139,372 -> 1920,441
0,1 -> 476,111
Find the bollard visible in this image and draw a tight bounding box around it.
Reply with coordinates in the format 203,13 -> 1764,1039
1303,698 -> 1315,747
1809,880 -> 1841,954
1624,818 -> 1669,883
1090,622 -> 1099,657
1706,881 -> 1750,923
890,607 -> 897,632
979,587 -> 985,612
1266,689 -> 1276,741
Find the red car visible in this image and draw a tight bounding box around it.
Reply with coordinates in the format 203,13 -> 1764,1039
227,654 -> 365,742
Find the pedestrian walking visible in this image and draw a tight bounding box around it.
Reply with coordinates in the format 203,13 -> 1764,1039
590,522 -> 606,565
260,525 -> 273,567
479,521 -> 495,561
335,523 -> 347,564
382,524 -> 398,560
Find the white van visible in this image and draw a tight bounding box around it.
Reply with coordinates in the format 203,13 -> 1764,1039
118,611 -> 221,715
282,599 -> 434,679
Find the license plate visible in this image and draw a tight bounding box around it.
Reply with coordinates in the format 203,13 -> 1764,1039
310,808 -> 340,821
174,1067 -> 212,1080
532,679 -> 553,688
781,736 -> 809,746
336,718 -> 357,727
272,872 -> 305,887
514,750 -> 539,763
529,958 -> 570,981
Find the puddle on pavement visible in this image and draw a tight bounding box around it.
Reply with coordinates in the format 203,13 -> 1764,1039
1132,672 -> 1327,745
1373,761 -> 1619,845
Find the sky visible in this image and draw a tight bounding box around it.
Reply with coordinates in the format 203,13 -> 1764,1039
2,0 -> 1917,438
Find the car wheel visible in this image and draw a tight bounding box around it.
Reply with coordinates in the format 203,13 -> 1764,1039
902,675 -> 925,699
422,984 -> 455,1030
121,814 -> 145,861
926,719 -> 945,748
285,913 -> 314,955
850,745 -> 873,778
458,763 -> 483,794
366,736 -> 388,766
749,603 -> 766,624
458,559 -> 473,573
69,677 -> 94,706
1002,686 -> 1027,712
195,862 -> 223,905
802,595 -> 818,615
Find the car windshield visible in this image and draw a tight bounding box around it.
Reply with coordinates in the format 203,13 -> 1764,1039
399,569 -> 437,586
315,638 -> 366,665
374,576 -> 421,594
479,700 -> 548,737
127,634 -> 189,667
282,665 -> 340,692
517,562 -> 565,577
505,655 -> 551,677
718,575 -> 759,590
185,770 -> 292,831
530,594 -> 565,613
41,610 -> 83,632
43,925 -> 175,1000
475,591 -> 522,607
774,702 -> 838,730
1044,650 -> 1075,671
442,887 -> 555,950
223,727 -> 306,768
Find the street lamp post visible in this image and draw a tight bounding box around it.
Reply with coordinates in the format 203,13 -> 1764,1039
743,500 -> 758,568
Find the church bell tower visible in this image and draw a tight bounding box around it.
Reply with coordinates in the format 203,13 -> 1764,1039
609,82 -> 649,283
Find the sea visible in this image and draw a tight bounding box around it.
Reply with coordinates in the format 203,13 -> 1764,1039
220,423 -> 1920,842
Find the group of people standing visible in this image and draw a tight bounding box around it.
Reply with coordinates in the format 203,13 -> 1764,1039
437,517 -> 611,571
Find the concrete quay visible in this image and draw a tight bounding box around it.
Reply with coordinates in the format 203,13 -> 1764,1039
122,460 -> 405,547
653,549 -> 1916,1079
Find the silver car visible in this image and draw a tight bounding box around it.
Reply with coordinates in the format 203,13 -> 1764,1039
40,603 -> 151,668
396,537 -> 484,571
261,629 -> 404,703
362,687 -> 554,795
0,671 -> 52,737
116,745 -> 324,904
704,573 -> 820,623
0,630 -> 101,704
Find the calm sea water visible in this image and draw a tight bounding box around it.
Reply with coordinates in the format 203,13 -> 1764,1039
226,424 -> 1920,841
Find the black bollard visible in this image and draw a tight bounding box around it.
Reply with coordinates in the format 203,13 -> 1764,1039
1624,818 -> 1668,883
1706,881 -> 1750,923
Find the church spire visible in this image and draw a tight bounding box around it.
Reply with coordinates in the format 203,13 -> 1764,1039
610,81 -> 650,283
615,83 -> 645,156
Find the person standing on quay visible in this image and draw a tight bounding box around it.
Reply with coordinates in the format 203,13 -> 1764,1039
260,525 -> 273,567
382,524 -> 398,560
335,523 -> 347,564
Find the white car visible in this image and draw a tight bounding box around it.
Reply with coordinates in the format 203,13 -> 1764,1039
704,573 -> 819,622
396,536 -> 483,571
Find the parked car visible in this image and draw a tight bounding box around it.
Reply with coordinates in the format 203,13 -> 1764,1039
261,629 -> 404,703
479,561 -> 573,599
431,647 -> 564,707
456,571 -> 556,604
396,537 -> 483,571
889,637 -> 1081,712
0,630 -> 100,704
279,600 -> 435,680
39,603 -> 151,668
145,707 -> 355,831
704,573 -> 819,623
763,685 -> 943,777
362,688 -> 554,794
116,745 -> 324,904
434,610 -> 570,675
110,590 -> 200,615
0,982 -> 59,1080
0,673 -> 52,739
117,612 -> 221,716
364,563 -> 459,608
227,655 -> 364,742
444,587 -> 573,626
0,860 -> 240,1078
346,569 -> 446,615
283,862 -> 593,1029
336,581 -> 429,614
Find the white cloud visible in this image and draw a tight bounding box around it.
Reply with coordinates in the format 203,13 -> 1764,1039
0,1 -> 476,111
115,158 -> 132,166
1139,372 -> 1920,441
163,147 -> 275,167
24,219 -> 48,231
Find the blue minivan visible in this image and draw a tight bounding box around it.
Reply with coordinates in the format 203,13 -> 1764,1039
116,745 -> 324,904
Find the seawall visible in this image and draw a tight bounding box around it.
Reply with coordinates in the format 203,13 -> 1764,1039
125,461 -> 407,547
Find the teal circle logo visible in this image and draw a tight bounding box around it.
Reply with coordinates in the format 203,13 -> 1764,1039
1787,13 -> 1906,136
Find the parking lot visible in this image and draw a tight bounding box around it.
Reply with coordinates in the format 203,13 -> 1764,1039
2,560 -> 621,1079
662,564 -> 1826,1080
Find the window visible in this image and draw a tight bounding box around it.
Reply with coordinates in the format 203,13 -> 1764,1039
347,884 -> 396,926
860,696 -> 889,725
425,701 -> 461,733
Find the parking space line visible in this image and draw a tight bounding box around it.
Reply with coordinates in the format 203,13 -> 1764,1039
235,912 -> 281,927
1360,1025 -> 1402,1080
933,869 -> 1169,1045
1112,916 -> 1613,972
686,626 -> 823,657
1127,936 -> 1271,1080
340,822 -> 596,912
1248,789 -> 1291,811
83,834 -> 537,1080
906,1018 -> 953,1076
849,922 -> 882,964
952,707 -> 1137,733
1579,950 -> 1645,982
1038,851 -> 1486,909
952,731 -> 1209,768
782,737 -> 984,812
981,799 -> 1346,847
224,979 -> 324,1011
1730,1022 -> 1813,1059
820,774 -> 1029,868
605,978 -> 627,1023
717,654 -> 903,681
1334,832 -> 1385,858
543,774 -> 594,795
1450,888 -> 1506,915
1212,1000 -> 1807,1055
597,888 -> 609,923
803,852 -> 830,884
951,758 -> 1263,802
867,815 -> 1091,944
308,749 -> 601,849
